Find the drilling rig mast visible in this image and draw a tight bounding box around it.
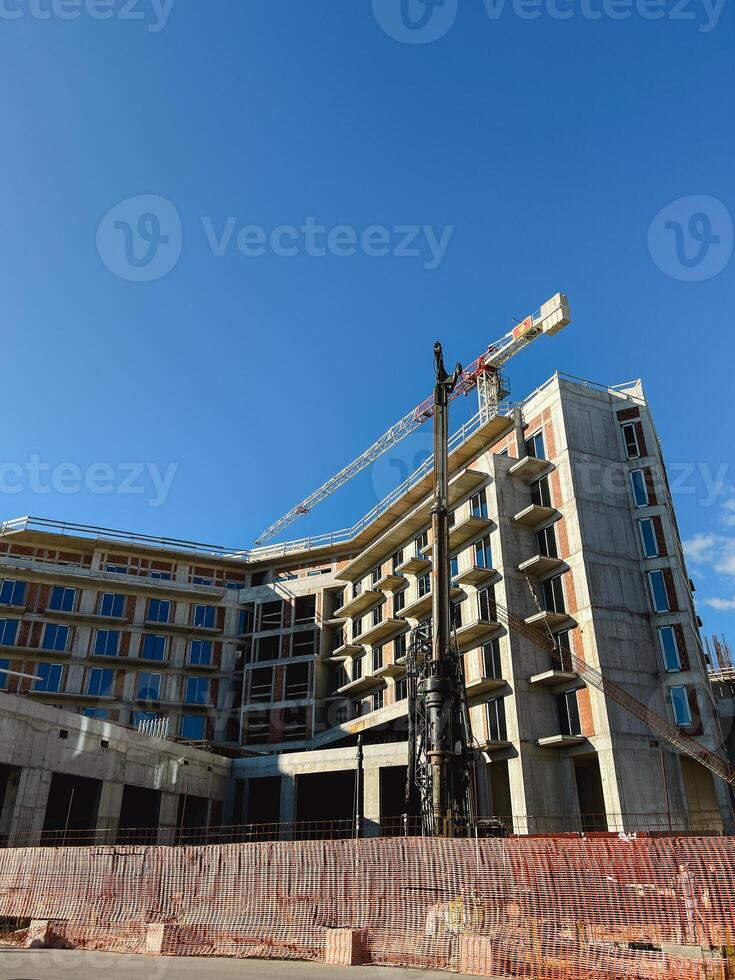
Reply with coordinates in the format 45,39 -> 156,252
405,343 -> 477,837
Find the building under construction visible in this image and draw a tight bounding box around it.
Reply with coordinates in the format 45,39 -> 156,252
0,294 -> 730,841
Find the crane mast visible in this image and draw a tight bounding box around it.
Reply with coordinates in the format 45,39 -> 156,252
254,293 -> 571,546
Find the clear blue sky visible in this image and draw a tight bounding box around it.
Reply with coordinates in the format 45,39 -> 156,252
0,1 -> 733,638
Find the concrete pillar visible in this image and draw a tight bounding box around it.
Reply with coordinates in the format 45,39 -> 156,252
0,767 -> 21,841
96,781 -> 124,840
8,768 -> 52,847
279,773 -> 296,838
156,791 -> 179,845
474,761 -> 491,819
363,766 -> 381,837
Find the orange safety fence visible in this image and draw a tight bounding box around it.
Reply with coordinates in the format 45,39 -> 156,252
0,835 -> 734,978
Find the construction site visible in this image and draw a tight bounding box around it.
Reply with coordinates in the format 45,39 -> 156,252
0,292 -> 734,978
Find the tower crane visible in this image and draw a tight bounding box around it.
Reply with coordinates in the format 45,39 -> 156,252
254,292 -> 572,546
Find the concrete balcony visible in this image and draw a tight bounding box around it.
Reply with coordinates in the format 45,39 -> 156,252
455,617 -> 502,651
454,565 -> 500,588
448,515 -> 493,550
528,669 -> 578,689
330,642 -> 365,660
465,675 -> 506,698
537,734 -> 587,749
525,609 -> 574,630
374,661 -> 406,679
375,573 -> 406,593
509,456 -> 550,481
338,590 -> 383,620
402,586 -> 463,621
394,555 -> 431,576
43,607 -> 128,626
144,619 -> 222,637
337,674 -> 384,699
359,618 -> 405,647
336,468 -> 488,583
518,554 -> 567,577
479,738 -> 512,754
512,504 -> 560,528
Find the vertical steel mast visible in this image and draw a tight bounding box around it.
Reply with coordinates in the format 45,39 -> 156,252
427,343 -> 460,836
406,342 -> 477,837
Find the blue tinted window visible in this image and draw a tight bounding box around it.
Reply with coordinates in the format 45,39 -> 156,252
87,667 -> 114,697
474,535 -> 493,569
99,593 -> 125,617
136,671 -> 161,701
148,599 -> 170,623
184,676 -> 208,704
638,519 -> 658,558
43,623 -> 69,652
83,708 -> 109,719
49,586 -> 76,612
149,571 -> 172,581
450,556 -> 459,580
0,580 -> 26,607
193,604 -> 215,628
526,431 -> 545,460
630,469 -> 649,508
34,662 -> 63,693
189,640 -> 212,666
93,629 -> 119,657
180,714 -> 206,740
647,570 -> 670,613
141,634 -> 167,661
671,686 -> 692,726
658,627 -> 681,672
0,619 -> 19,646
0,658 -> 9,689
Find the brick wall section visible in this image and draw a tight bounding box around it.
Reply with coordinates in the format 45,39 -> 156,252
577,687 -> 595,736
674,624 -> 690,671
663,568 -> 679,612
555,517 -> 570,559
572,628 -> 586,667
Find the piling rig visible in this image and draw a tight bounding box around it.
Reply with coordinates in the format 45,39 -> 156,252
404,344 -> 477,838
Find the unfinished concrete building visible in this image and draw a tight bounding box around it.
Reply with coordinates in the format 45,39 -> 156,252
0,372 -> 729,841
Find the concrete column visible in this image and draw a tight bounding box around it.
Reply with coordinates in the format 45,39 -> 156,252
363,766 -> 381,837
279,773 -> 296,831
96,781 -> 124,840
474,761 -> 491,819
8,768 -> 52,847
157,790 -> 180,845
0,768 -> 21,840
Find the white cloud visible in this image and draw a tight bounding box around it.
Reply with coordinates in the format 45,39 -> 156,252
683,533 -> 717,565
684,524 -> 735,613
704,597 -> 735,612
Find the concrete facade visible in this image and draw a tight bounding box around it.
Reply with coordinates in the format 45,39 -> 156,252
0,693 -> 231,844
0,371 -> 729,840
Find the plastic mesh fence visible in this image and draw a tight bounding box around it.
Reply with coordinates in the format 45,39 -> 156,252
0,835 -> 734,978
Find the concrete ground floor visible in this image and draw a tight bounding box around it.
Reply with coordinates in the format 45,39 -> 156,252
0,949 -> 481,980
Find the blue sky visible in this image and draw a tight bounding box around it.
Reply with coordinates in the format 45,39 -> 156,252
0,0 -> 733,638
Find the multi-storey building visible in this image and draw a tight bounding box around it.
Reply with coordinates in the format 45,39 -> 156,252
0,372 -> 730,839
